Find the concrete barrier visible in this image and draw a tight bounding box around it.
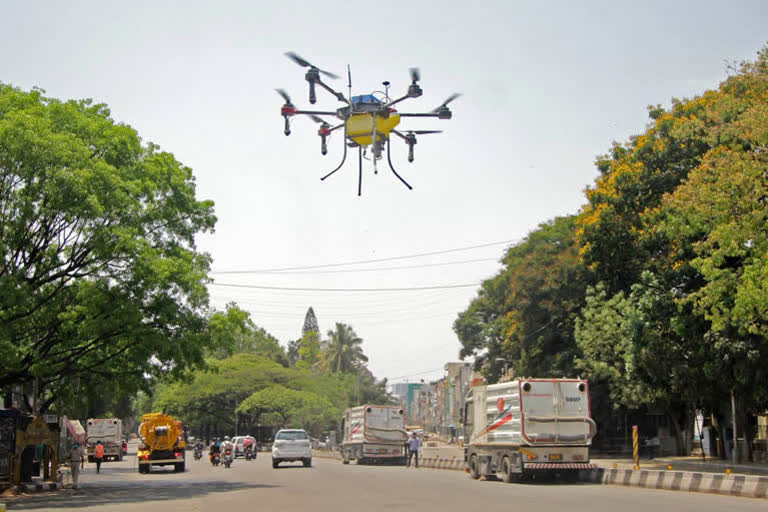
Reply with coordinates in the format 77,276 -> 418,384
418,457 -> 464,471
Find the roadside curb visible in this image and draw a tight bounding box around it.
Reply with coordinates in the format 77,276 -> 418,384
318,450 -> 767,498
417,456 -> 768,499
593,468 -> 768,499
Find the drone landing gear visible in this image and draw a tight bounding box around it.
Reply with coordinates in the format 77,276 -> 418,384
358,146 -> 363,197
321,126 -> 349,183
387,139 -> 412,191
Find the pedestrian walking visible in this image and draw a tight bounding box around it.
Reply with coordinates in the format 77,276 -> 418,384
407,432 -> 421,468
69,442 -> 84,489
94,440 -> 104,473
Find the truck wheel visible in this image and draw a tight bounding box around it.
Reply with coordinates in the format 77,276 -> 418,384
272,459 -> 279,469
501,457 -> 517,483
469,455 -> 480,480
342,451 -> 349,464
303,458 -> 311,467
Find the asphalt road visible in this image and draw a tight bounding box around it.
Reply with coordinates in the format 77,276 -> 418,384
4,450 -> 766,511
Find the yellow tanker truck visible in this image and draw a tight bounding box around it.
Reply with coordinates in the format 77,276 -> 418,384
137,413 -> 186,473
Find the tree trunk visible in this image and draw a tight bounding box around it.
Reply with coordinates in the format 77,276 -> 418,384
713,411 -> 726,460
739,409 -> 754,463
666,406 -> 686,456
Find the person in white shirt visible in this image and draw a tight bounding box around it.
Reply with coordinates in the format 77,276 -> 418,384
407,432 -> 421,468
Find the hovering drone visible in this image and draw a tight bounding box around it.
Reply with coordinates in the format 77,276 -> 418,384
278,52 -> 460,195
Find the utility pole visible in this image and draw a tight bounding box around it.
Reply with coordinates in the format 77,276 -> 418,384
731,390 -> 738,465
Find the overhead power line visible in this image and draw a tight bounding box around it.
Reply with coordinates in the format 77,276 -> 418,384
386,367 -> 448,381
210,282 -> 481,292
211,257 -> 499,275
210,238 -> 516,274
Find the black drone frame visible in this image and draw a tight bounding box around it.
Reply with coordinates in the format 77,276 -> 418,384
279,52 -> 459,195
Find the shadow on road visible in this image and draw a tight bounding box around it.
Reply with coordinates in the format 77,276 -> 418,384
6,481 -> 279,509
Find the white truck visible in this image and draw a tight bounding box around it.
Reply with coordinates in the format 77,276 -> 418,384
463,378 -> 597,482
86,418 -> 123,462
340,405 -> 407,465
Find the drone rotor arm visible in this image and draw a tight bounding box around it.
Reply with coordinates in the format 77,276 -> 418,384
294,110 -> 338,116
316,79 -> 349,104
385,94 -> 411,109
397,113 -> 442,118
389,129 -> 409,141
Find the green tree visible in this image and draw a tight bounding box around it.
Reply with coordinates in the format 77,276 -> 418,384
236,384 -> 333,429
0,84 -> 216,412
455,216 -> 589,382
209,303 -> 287,365
321,323 -> 368,374
295,330 -> 321,370
302,307 -> 319,337
286,339 -> 301,366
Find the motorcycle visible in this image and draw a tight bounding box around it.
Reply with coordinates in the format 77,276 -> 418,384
210,452 -> 220,466
245,446 -> 255,461
223,449 -> 233,468
194,447 -> 203,461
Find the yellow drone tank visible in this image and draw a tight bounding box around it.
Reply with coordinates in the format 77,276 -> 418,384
346,113 -> 400,146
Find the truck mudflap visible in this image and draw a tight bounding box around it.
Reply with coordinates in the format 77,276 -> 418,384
524,462 -> 597,470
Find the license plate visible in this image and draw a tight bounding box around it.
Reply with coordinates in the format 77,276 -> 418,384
549,454 -> 562,461
378,448 -> 388,453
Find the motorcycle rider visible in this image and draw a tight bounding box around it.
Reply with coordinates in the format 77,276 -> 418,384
243,437 -> 255,459
194,439 -> 205,459
209,437 -> 221,465
221,436 -> 234,455
221,436 -> 234,466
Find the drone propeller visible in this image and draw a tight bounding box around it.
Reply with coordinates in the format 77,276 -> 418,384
276,88 -> 293,104
406,130 -> 442,135
432,93 -> 461,112
285,52 -> 340,79
409,67 -> 420,83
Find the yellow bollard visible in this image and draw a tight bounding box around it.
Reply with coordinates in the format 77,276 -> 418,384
725,468 -> 731,474
632,425 -> 639,470
612,463 -> 617,469
667,465 -> 672,470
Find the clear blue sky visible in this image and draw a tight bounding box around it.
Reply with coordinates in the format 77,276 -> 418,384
2,0 -> 767,383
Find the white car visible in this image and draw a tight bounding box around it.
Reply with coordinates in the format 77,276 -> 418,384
272,429 -> 312,468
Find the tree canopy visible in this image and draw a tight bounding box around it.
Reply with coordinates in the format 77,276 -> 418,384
454,46 -> 768,458
0,84 -> 216,412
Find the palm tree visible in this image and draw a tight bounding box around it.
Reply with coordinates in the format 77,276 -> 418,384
323,323 -> 368,374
